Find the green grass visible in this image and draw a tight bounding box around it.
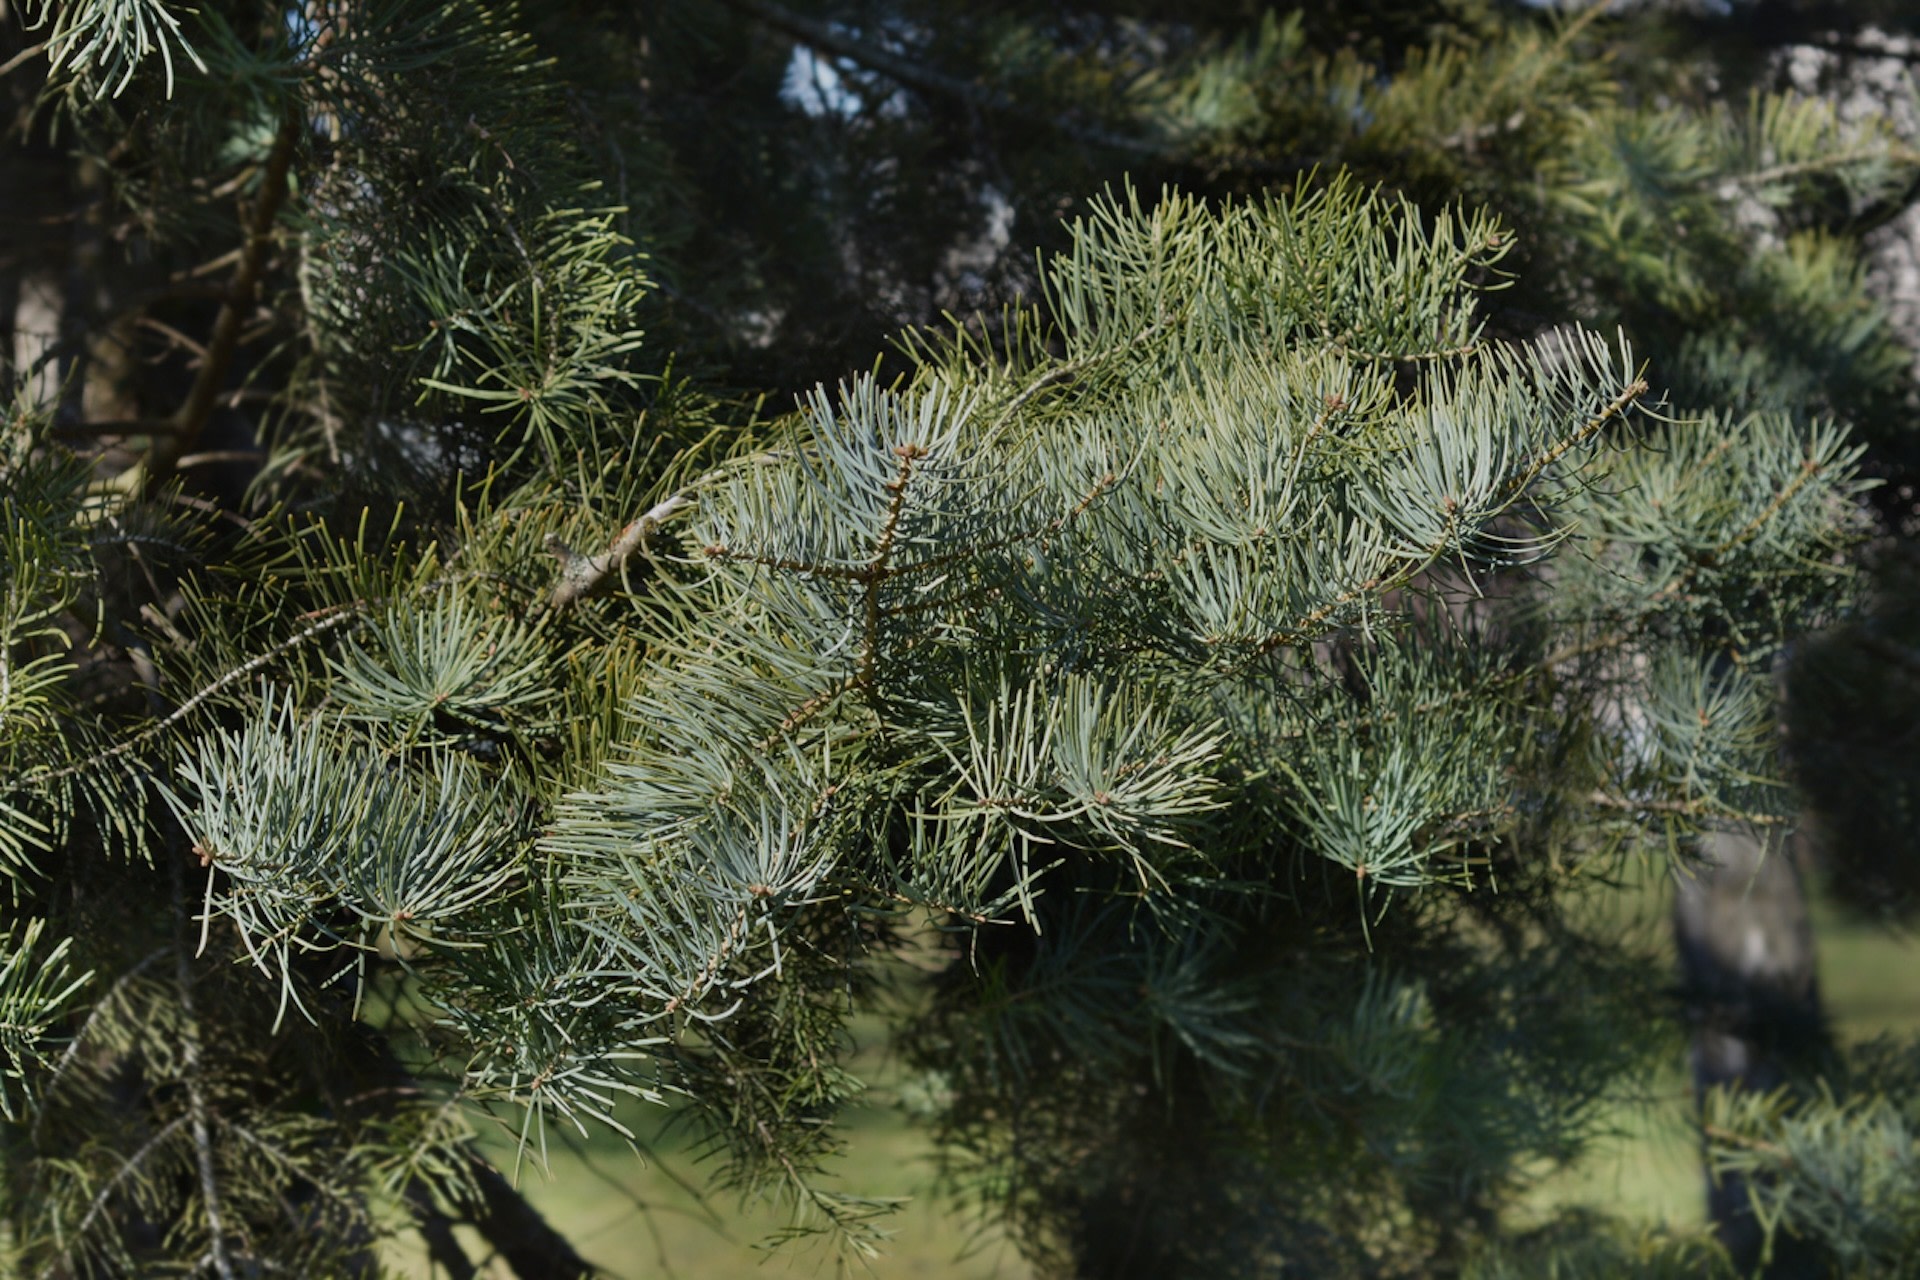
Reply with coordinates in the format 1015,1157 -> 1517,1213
383,1096 -> 1034,1280
380,989 -> 1036,1280
1815,897 -> 1920,1042
1519,865 -> 1920,1231
385,869 -> 1919,1277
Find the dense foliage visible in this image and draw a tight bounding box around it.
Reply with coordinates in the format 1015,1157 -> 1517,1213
3,2 -> 1920,1277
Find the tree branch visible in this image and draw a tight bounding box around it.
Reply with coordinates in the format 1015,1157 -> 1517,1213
545,491 -> 692,609
713,0 -> 1162,155
0,41 -> 47,80
34,1116 -> 192,1280
1586,790 -> 1788,825
171,857 -> 237,1280
144,106 -> 300,494
29,603 -> 365,784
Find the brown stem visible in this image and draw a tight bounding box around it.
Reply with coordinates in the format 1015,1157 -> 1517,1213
1586,790 -> 1788,824
28,603 -> 364,784
1701,1123 -> 1793,1163
144,107 -> 300,494
546,490 -> 693,609
0,41 -> 48,79
862,444 -> 922,688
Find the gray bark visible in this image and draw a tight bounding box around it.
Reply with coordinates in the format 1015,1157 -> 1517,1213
1674,826 -> 1831,1277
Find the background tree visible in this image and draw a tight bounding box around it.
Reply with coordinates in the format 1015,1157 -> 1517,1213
2,3 -> 1920,1279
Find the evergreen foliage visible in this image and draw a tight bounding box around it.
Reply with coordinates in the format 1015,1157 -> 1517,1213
1,1 -> 1919,1277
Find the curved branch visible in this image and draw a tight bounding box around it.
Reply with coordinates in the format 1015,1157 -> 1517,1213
545,491 -> 692,609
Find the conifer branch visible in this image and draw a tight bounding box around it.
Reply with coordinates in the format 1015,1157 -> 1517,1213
701,546 -> 867,579
861,443 -> 923,690
1712,146 -> 1920,194
762,673 -> 863,751
1248,572 -> 1395,661
1505,376 -> 1648,499
1585,790 -> 1788,825
1332,337 -> 1481,364
29,949 -> 168,1147
863,882 -> 999,925
1243,374 -> 1643,663
1699,1122 -> 1792,1160
29,604 -> 364,784
1540,629 -> 1630,671
37,1116 -> 192,1280
1712,452 -> 1823,560
6,17 -> 1900,1263
661,903 -> 756,1019
0,41 -> 48,80
983,321 -> 1163,439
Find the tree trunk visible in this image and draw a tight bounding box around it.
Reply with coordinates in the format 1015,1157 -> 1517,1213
1673,825 -> 1831,1277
